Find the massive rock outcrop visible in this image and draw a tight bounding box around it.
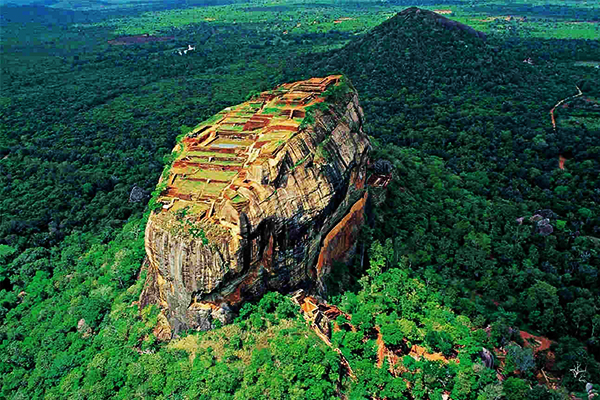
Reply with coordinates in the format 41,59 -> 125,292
140,76 -> 370,334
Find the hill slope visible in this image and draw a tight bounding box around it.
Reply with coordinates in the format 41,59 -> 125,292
286,7 -> 507,142
284,6 -> 600,391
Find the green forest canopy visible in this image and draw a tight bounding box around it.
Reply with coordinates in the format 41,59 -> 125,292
1,0 -> 599,398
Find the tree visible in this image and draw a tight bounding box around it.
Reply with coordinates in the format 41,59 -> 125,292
567,298 -> 597,337
503,377 -> 528,400
477,383 -> 503,400
521,281 -> 566,335
505,344 -> 535,376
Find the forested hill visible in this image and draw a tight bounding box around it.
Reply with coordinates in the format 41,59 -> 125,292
284,4 -> 600,387
370,6 -> 487,40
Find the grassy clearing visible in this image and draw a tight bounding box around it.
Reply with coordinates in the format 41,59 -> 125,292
562,116 -> 600,130
211,138 -> 254,146
175,179 -> 207,194
262,106 -> 284,114
185,151 -> 240,159
259,131 -> 293,142
169,200 -> 210,214
223,117 -> 250,124
183,169 -> 238,181
203,181 -> 230,196
574,61 -> 600,67
187,158 -> 244,166
168,319 -> 308,365
174,179 -> 230,196
68,0 -> 599,42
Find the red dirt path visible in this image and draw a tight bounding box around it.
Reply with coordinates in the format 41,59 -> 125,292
559,155 -> 566,170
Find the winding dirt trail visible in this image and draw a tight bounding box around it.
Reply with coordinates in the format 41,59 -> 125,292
559,155 -> 566,170
550,85 -> 583,131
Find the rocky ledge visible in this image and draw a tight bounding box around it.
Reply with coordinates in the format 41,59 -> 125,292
140,76 -> 370,337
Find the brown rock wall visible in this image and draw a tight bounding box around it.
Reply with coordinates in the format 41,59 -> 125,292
316,191 -> 368,277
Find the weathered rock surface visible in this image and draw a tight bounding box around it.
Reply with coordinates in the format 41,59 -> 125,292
129,185 -> 148,203
140,76 -> 370,334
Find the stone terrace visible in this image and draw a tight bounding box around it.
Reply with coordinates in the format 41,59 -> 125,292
157,75 -> 343,219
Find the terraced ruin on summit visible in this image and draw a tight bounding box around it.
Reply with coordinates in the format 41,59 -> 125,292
158,75 -> 343,219
142,75 -> 371,334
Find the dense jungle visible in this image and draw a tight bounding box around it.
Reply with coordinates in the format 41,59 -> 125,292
1,0 -> 599,398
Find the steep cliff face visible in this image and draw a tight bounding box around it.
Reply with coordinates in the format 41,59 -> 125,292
140,76 -> 370,334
